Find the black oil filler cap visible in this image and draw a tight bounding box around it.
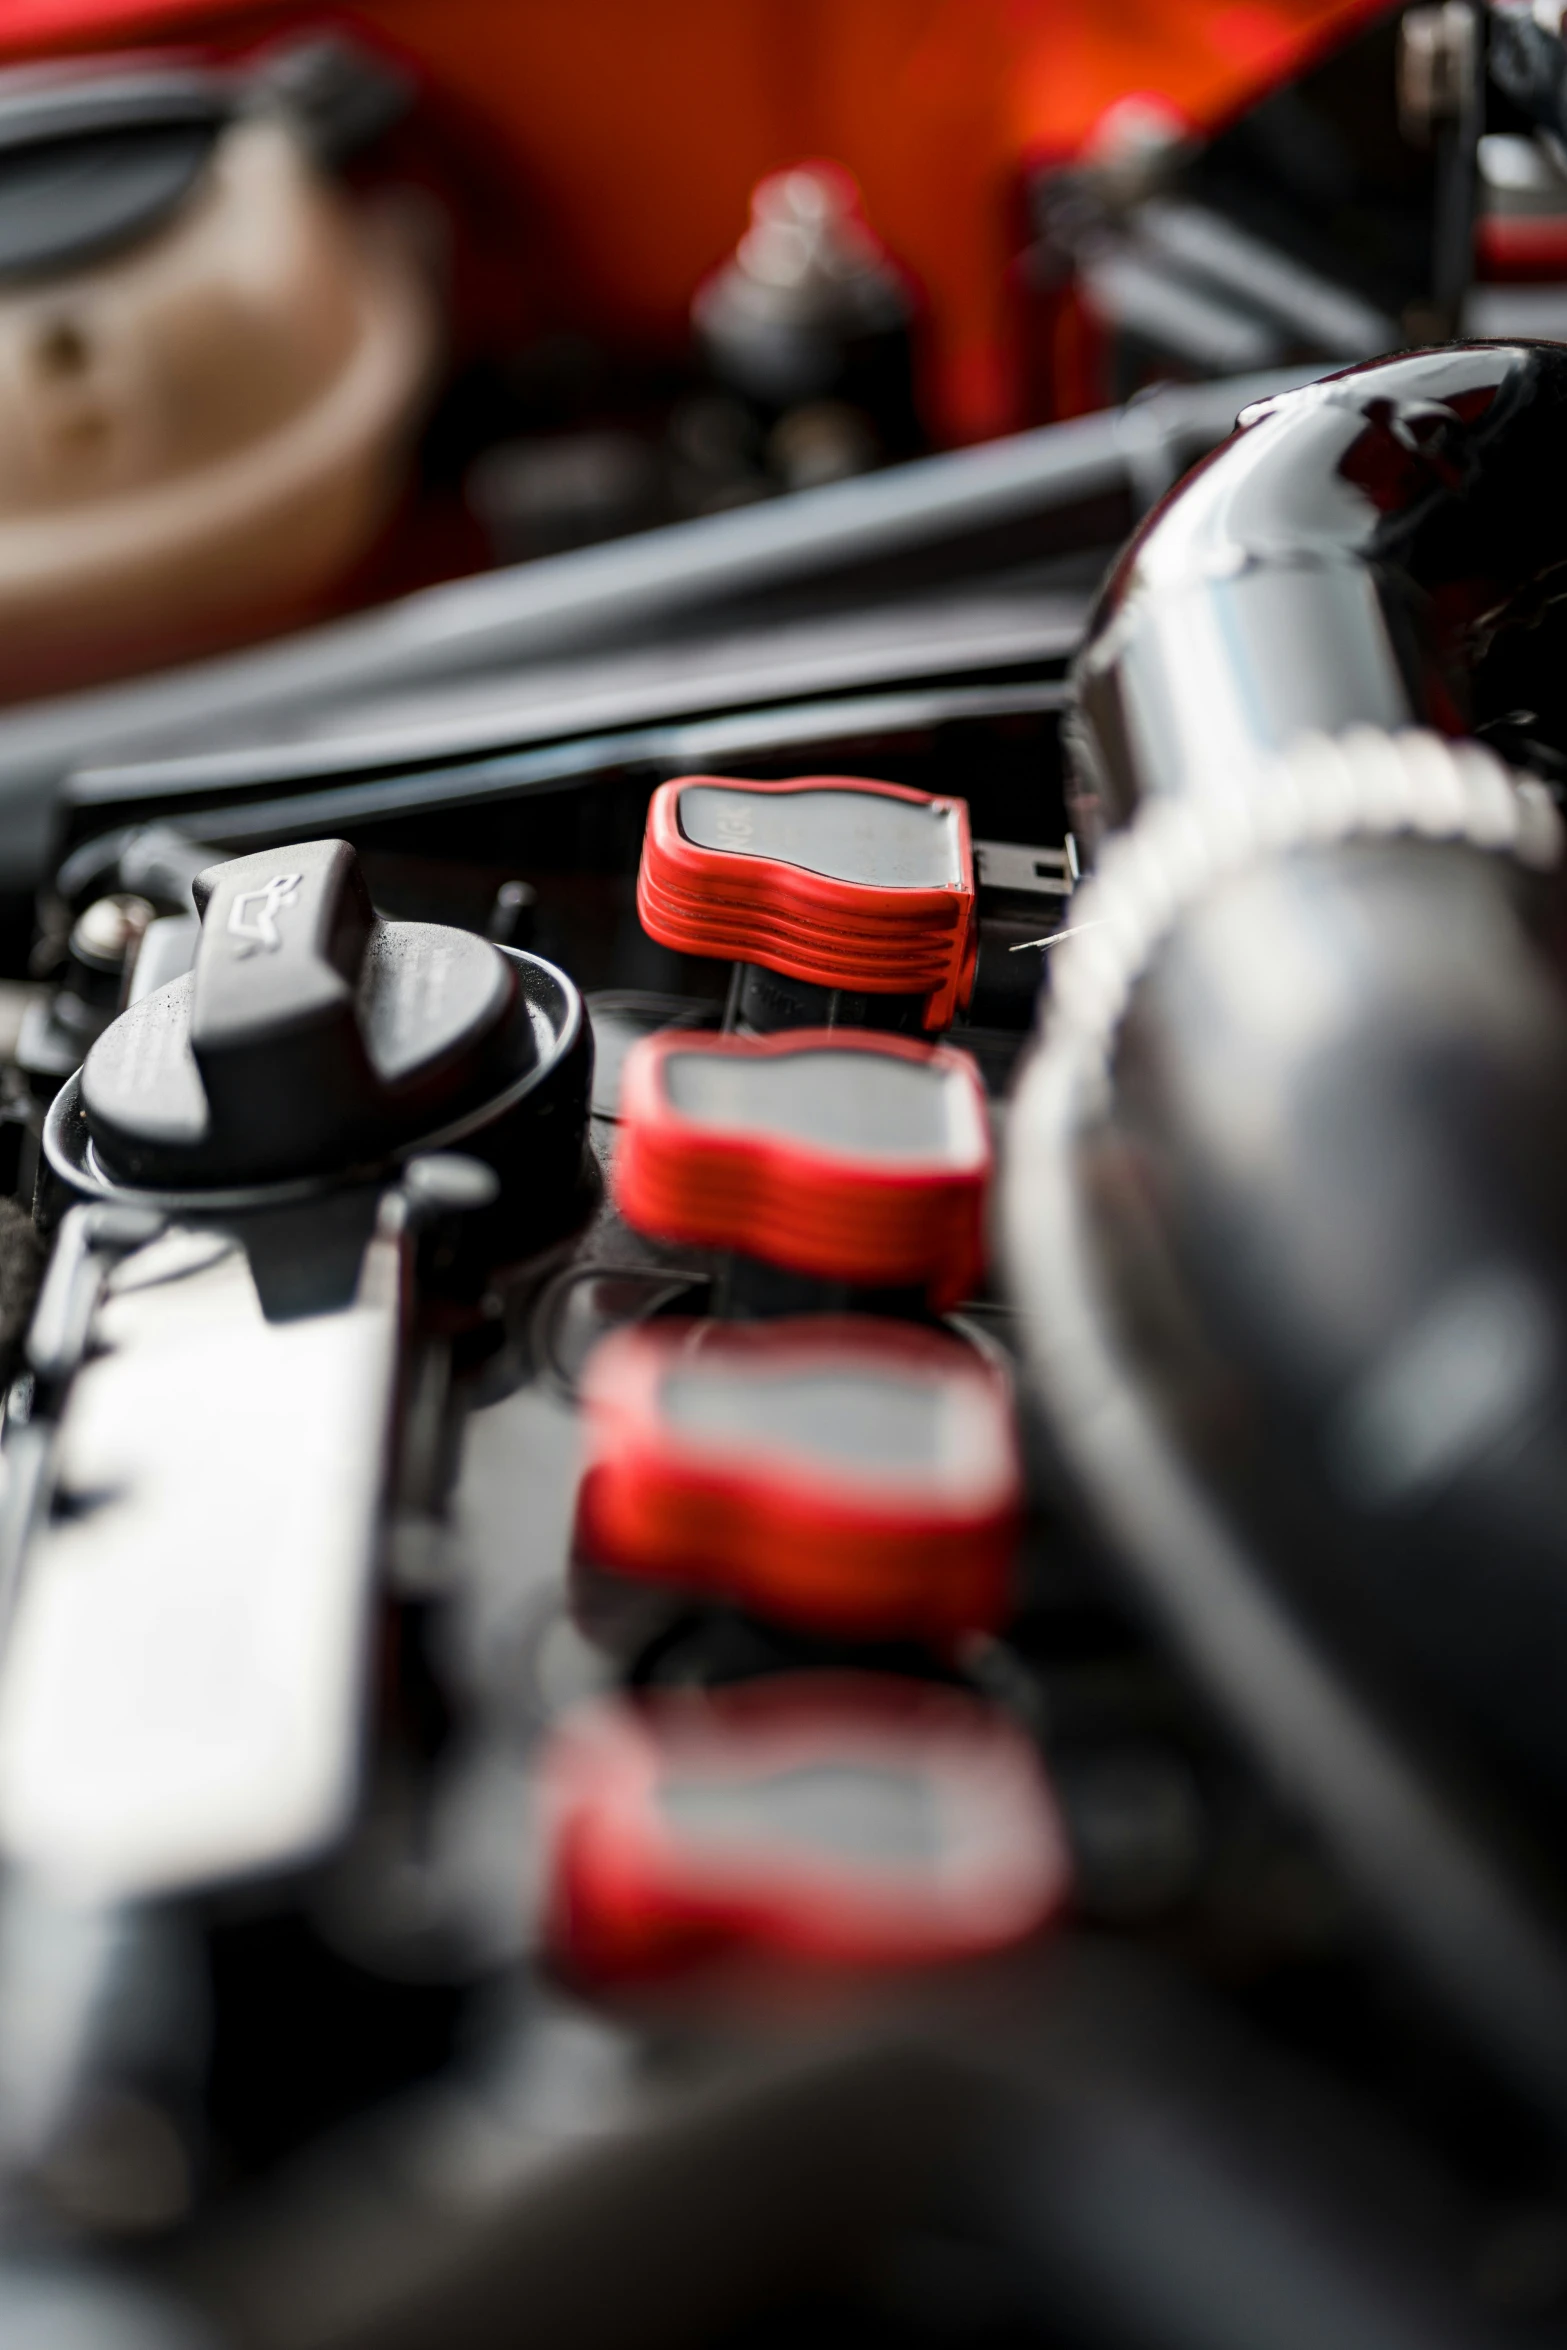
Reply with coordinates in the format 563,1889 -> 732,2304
80,840 -> 538,1185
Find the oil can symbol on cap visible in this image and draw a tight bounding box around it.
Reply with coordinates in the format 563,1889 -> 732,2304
227,874 -> 302,957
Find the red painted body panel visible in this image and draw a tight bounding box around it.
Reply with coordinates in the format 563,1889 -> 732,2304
0,0 -> 1394,441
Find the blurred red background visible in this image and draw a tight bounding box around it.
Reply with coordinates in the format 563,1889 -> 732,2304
0,0 -> 1393,440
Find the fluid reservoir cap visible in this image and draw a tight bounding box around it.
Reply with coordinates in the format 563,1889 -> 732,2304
0,71 -> 229,282
637,775 -> 977,1028
80,838 -> 528,1186
577,1316 -> 1021,1640
613,1027 -> 991,1304
540,1674 -> 1070,1985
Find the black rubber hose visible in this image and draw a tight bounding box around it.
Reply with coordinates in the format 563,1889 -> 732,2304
1006,342 -> 1567,2140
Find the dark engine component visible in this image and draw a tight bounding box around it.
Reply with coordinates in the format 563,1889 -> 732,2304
1022,2 -> 1483,417
692,163 -> 922,475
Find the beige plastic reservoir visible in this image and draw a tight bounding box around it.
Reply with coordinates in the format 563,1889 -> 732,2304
0,106 -> 437,696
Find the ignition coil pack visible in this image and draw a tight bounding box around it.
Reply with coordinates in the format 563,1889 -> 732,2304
540,1675 -> 1070,1986
575,1317 -> 1021,1640
613,1027 -> 991,1304
637,774 -> 978,1030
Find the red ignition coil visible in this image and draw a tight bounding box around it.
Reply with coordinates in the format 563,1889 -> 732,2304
540,1674 -> 1070,1986
576,1317 -> 1021,1641
636,774 -> 977,1030
612,1028 -> 991,1305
